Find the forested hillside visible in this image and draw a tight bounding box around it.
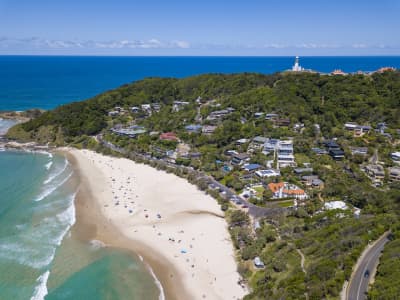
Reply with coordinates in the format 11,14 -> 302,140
7,70 -> 400,299
10,71 -> 400,142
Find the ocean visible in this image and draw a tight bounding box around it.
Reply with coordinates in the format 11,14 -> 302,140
1,56 -> 400,111
0,148 -> 160,300
1,56 -> 400,299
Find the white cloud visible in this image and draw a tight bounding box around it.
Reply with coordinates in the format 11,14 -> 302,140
0,37 -> 191,50
352,43 -> 368,49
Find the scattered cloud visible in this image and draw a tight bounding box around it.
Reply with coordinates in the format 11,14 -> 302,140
0,37 -> 191,50
0,37 -> 398,54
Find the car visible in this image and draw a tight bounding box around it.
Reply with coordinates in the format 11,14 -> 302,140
364,270 -> 370,278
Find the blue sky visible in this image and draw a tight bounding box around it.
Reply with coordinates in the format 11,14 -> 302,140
0,0 -> 399,55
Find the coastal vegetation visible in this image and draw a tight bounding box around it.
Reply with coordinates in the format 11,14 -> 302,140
6,70 -> 400,299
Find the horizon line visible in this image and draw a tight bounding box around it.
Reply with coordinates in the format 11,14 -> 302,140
1,54 -> 400,58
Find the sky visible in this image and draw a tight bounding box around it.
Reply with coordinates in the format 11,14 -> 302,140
0,0 -> 399,56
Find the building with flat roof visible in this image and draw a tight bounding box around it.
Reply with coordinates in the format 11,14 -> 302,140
365,164 -> 385,181
277,140 -> 296,167
388,167 -> 400,182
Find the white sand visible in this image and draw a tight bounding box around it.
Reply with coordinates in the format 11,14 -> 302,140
69,149 -> 247,300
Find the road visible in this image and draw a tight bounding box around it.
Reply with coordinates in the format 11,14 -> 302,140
98,136 -> 286,219
347,232 -> 390,300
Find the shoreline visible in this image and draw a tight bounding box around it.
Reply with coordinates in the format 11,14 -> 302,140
64,150 -> 188,300
64,149 -> 246,300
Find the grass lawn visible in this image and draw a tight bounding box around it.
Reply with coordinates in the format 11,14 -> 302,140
277,200 -> 295,207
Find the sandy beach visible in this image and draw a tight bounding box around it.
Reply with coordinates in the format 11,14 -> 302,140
66,149 -> 247,300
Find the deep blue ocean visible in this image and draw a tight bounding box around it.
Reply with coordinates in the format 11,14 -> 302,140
1,56 -> 400,111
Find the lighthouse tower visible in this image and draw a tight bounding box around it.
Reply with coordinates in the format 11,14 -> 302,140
292,56 -> 303,72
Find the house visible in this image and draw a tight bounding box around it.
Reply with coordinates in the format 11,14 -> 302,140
254,256 -> 265,269
302,175 -> 324,189
263,139 -> 279,155
252,136 -> 269,145
114,106 -> 124,112
376,122 -> 388,134
140,104 -> 152,115
225,149 -> 238,156
111,125 -> 146,138
242,163 -> 262,172
294,123 -> 305,132
344,123 -> 371,136
141,104 -> 152,111
329,149 -> 345,160
349,147 -> 368,156
323,140 -> 341,151
108,111 -> 119,117
265,113 -> 279,120
267,182 -> 308,200
331,69 -> 347,75
324,201 -> 348,210
274,118 -> 291,127
376,67 -> 396,73
254,112 -> 264,118
323,140 -> 344,159
388,167 -> 400,182
294,167 -> 313,175
130,106 -> 140,113
202,125 -> 217,135
231,153 -> 250,166
277,140 -> 296,167
172,101 -> 190,112
206,107 -> 235,121
312,147 -> 328,155
152,146 -> 173,158
250,136 -> 269,151
152,103 -> 161,112
185,124 -> 202,133
365,164 -> 385,181
255,169 -> 280,178
391,152 -> 400,162
160,132 -> 179,141
176,143 -> 191,157
235,138 -> 249,145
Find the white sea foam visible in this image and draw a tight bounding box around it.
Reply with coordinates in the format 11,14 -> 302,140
147,262 -> 165,300
30,271 -> 50,300
0,241 -> 55,269
45,161 -> 53,170
44,159 -> 68,185
53,202 -> 76,246
35,172 -> 73,202
0,190 -> 77,269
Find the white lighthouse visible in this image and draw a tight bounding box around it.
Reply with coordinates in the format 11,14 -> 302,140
292,56 -> 303,72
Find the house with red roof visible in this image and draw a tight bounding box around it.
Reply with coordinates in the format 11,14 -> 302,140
267,182 -> 308,200
159,132 -> 179,141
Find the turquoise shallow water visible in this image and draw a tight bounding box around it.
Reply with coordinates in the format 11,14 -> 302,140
0,150 -> 160,300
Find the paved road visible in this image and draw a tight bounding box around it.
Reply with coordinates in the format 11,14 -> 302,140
347,232 -> 390,300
